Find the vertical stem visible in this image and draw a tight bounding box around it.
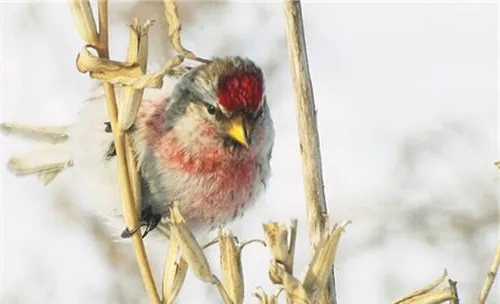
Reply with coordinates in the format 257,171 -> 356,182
282,1 -> 336,303
477,242 -> 500,304
97,1 -> 160,303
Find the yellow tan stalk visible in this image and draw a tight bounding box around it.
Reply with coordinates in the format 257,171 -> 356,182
69,0 -> 161,302
282,1 -> 335,302
162,0 -> 210,64
477,242 -> 500,304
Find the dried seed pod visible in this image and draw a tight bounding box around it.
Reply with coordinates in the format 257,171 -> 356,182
213,277 -> 236,304
263,222 -> 290,264
118,18 -> 153,131
218,230 -> 244,304
396,288 -> 455,304
169,202 -> 215,283
68,0 -> 98,46
162,239 -> 188,304
282,272 -> 310,304
302,221 -> 350,299
393,269 -> 450,304
268,260 -> 284,284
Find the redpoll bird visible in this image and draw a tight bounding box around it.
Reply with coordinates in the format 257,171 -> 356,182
99,57 -> 274,237
1,57 -> 274,238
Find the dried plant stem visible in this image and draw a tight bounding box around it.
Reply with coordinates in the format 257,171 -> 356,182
96,1 -> 160,303
283,1 -> 335,303
477,242 -> 500,304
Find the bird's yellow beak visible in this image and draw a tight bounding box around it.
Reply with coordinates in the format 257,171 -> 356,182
226,116 -> 249,148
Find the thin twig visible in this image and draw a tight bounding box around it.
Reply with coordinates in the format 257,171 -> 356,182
477,242 -> 500,304
96,1 -> 160,303
449,279 -> 459,304
282,1 -> 335,303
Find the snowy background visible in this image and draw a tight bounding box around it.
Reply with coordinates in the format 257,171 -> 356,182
1,1 -> 499,303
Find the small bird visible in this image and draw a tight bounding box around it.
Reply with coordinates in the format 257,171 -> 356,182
1,56 -> 275,238
110,56 -> 274,237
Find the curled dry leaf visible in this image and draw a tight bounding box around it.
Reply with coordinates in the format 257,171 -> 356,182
68,0 -> 98,46
393,269 -> 449,304
162,238 -> 188,304
302,220 -> 350,299
76,46 -> 141,77
118,17 -> 153,131
169,202 -> 215,283
218,230 -> 244,304
263,222 -> 290,264
282,272 -> 310,304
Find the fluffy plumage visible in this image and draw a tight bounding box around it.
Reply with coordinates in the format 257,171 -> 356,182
112,57 -> 274,235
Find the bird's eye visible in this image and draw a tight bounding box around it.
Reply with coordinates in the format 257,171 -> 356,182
205,104 -> 217,115
255,107 -> 264,119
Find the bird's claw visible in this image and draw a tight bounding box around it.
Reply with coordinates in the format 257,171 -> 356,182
120,205 -> 163,239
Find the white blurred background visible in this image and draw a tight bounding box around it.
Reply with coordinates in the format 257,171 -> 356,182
1,1 -> 499,303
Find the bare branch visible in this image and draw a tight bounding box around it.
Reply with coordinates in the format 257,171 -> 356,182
477,242 -> 500,304
282,0 -> 335,303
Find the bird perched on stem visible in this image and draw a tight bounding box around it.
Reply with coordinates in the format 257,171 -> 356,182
2,56 -> 274,239
93,57 -> 274,238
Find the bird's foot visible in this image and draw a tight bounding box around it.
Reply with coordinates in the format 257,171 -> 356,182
120,205 -> 162,239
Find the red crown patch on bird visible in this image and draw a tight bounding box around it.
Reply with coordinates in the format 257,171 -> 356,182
217,71 -> 264,113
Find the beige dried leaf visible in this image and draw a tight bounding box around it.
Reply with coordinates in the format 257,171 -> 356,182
263,222 -> 290,264
0,123 -> 69,144
76,46 -> 141,76
68,0 -> 98,46
7,146 -> 72,177
393,269 -> 449,304
162,239 -> 188,304
93,55 -> 185,90
302,220 -> 350,298
118,18 -> 154,131
397,288 -> 454,304
169,202 -> 215,283
282,272 -> 310,304
218,230 -> 244,304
